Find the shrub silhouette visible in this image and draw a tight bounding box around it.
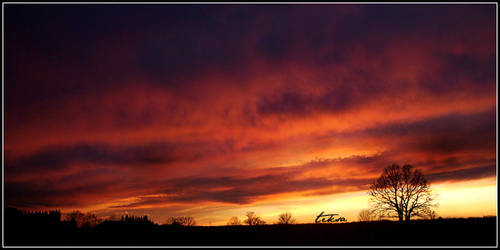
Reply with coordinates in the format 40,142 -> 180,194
64,211 -> 102,228
276,212 -> 295,225
358,209 -> 376,222
244,211 -> 266,226
227,216 -> 242,226
164,216 -> 196,226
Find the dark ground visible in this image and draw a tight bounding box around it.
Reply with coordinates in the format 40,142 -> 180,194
4,208 -> 497,246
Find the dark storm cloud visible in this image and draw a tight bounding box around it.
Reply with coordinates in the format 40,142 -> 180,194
6,153 -> 383,208
264,152 -> 393,177
5,4 -> 495,125
256,76 -> 387,117
419,52 -> 496,95
4,167 -> 164,208
5,143 -> 178,176
5,174 -> 119,208
5,137 -> 286,178
112,174 -> 372,208
4,5 -> 252,113
414,157 -> 496,172
362,108 -> 496,154
427,165 -> 496,183
113,153 -> 395,207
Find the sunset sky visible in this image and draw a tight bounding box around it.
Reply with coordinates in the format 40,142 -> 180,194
4,4 -> 497,225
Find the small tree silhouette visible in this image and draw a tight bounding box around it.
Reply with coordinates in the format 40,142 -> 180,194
357,209 -> 376,222
368,164 -> 438,222
276,212 -> 296,225
164,216 -> 196,226
244,212 -> 266,226
227,216 -> 241,226
65,211 -> 85,227
424,209 -> 438,220
64,211 -> 102,228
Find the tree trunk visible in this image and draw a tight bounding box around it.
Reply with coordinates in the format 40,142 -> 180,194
398,214 -> 404,222
405,216 -> 411,222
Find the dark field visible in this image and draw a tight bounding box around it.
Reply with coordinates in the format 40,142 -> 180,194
4,208 -> 497,246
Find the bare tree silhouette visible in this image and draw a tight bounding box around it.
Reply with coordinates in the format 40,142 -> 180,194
368,164 -> 438,222
65,211 -> 85,227
227,216 -> 241,226
164,216 -> 196,226
357,209 -> 376,222
424,210 -> 438,220
64,211 -> 102,228
276,212 -> 296,225
83,212 -> 102,227
244,212 -> 266,226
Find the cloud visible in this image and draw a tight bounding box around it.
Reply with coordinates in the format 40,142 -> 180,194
5,142 -> 178,177
4,106 -> 496,209
4,151 -> 387,208
112,174 -> 372,208
4,4 -> 496,213
361,108 -> 496,154
427,165 -> 496,183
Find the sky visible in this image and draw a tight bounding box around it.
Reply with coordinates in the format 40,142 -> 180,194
3,4 -> 497,225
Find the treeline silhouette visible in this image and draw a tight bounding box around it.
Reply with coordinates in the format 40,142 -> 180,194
4,207 -> 496,246
7,207 -> 62,226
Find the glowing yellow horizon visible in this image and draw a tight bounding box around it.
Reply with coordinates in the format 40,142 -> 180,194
67,176 -> 496,226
